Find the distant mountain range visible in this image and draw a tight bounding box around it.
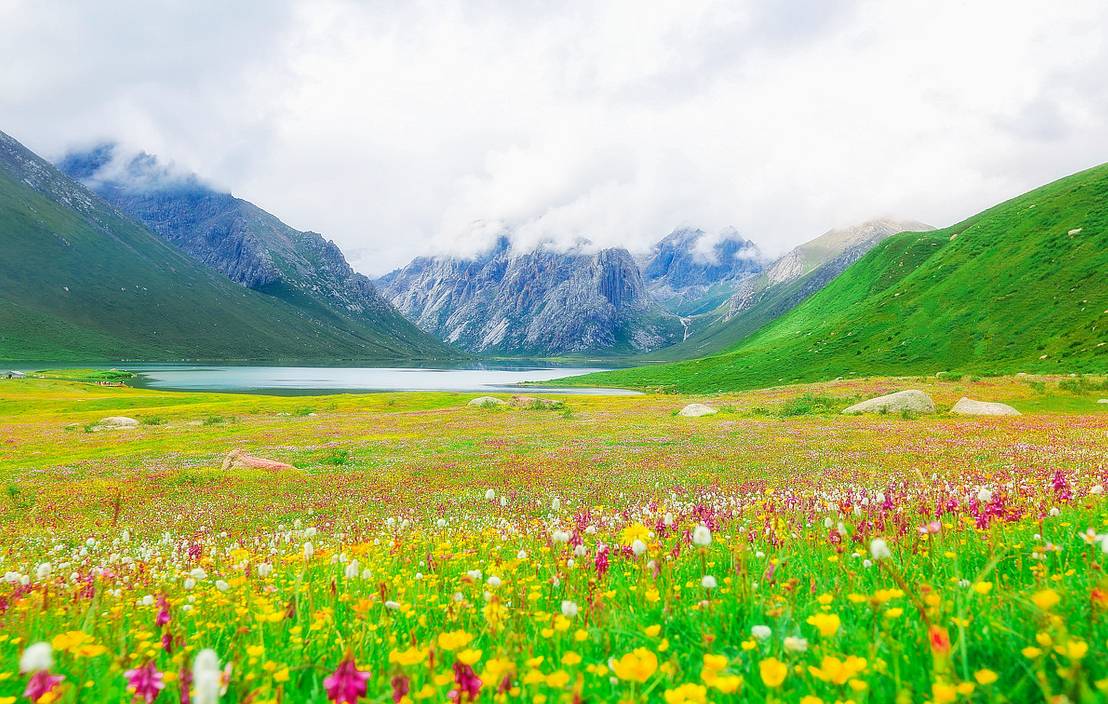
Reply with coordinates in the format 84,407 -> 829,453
376,238 -> 683,356
558,164 -> 1108,391
0,130 -> 451,361
639,228 -> 763,316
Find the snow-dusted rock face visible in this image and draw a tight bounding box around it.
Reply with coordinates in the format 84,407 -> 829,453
640,228 -> 763,315
56,144 -> 443,355
377,238 -> 682,355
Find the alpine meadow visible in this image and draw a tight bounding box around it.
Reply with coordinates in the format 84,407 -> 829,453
0,3 -> 1106,704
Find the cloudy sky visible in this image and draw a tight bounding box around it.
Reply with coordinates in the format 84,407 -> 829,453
3,0 -> 1106,274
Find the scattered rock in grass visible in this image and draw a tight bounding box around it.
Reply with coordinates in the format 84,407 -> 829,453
950,397 -> 1021,416
509,395 -> 559,409
1068,227 -> 1083,235
842,390 -> 934,415
221,448 -> 294,472
678,403 -> 718,417
467,396 -> 507,408
1098,399 -> 1108,404
93,416 -> 139,430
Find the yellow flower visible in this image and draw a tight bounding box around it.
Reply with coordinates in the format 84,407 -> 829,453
932,682 -> 957,704
1055,640 -> 1088,660
457,649 -> 483,666
801,697 -> 824,704
390,647 -> 426,667
663,683 -> 708,704
545,670 -> 571,688
1031,589 -> 1060,610
561,651 -> 582,666
1021,646 -> 1042,659
51,631 -> 93,652
806,612 -> 841,637
807,655 -> 867,685
620,523 -> 651,546
644,624 -> 662,638
702,654 -> 728,672
274,668 -> 290,683
611,648 -> 658,683
438,630 -> 474,651
710,675 -> 742,694
759,658 -> 788,688
974,669 -> 998,685
973,582 -> 993,595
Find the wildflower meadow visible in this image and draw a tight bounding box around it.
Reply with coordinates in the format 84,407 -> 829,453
0,375 -> 1106,703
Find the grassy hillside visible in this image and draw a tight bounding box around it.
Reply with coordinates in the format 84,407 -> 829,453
0,131 -> 454,362
558,163 -> 1108,392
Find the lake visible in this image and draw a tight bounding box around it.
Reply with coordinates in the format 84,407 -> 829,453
14,362 -> 638,395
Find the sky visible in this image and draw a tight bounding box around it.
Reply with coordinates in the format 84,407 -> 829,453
2,0 -> 1107,275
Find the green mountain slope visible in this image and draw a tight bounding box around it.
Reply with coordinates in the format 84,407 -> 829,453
0,130 -> 454,362
558,163 -> 1108,392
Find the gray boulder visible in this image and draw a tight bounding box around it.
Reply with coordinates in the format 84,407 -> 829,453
951,397 -> 1021,416
842,390 -> 934,415
1097,399 -> 1108,404
94,416 -> 139,430
678,403 -> 718,417
467,396 -> 507,408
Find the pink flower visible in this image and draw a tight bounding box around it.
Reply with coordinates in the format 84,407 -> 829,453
449,662 -> 482,702
155,595 -> 171,627
324,659 -> 370,704
24,671 -> 64,703
125,661 -> 165,703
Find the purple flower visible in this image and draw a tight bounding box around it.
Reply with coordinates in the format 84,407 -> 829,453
24,671 -> 64,703
125,661 -> 165,703
449,662 -> 482,702
324,659 -> 369,704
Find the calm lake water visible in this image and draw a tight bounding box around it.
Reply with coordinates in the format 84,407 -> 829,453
14,362 -> 638,395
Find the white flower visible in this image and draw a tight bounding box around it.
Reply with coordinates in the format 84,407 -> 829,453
304,527 -> 317,538
701,575 -> 718,589
573,544 -> 587,557
20,642 -> 53,673
35,562 -> 52,580
552,529 -> 571,544
862,559 -> 873,569
692,525 -> 712,547
751,625 -> 771,641
436,518 -> 447,528
303,542 -> 314,561
215,580 -> 230,592
184,578 -> 196,590
486,575 -> 502,588
631,539 -> 647,557
561,600 -> 578,618
345,559 -> 360,580
193,649 -> 223,704
551,497 -> 561,511
869,538 -> 891,561
499,496 -> 507,507
517,550 -> 527,560
485,489 -> 496,500
385,600 -> 400,610
663,512 -> 674,527
784,636 -> 808,653
190,568 -> 208,580
256,563 -> 273,578
141,594 -> 155,606
1048,507 -> 1061,517
1092,484 -> 1105,495
584,525 -> 597,535
976,488 -> 993,503
466,570 -> 482,580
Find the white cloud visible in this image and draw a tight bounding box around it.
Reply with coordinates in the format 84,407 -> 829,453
1,0 -> 1106,274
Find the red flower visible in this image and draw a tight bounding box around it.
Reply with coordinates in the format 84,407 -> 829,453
24,671 -> 64,703
324,658 -> 370,704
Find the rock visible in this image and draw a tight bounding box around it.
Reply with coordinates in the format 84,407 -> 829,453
221,448 -> 294,471
94,416 -> 139,430
842,390 -> 934,415
678,403 -> 718,417
1097,399 -> 1108,404
950,397 -> 1021,416
467,396 -> 507,408
509,396 -> 560,409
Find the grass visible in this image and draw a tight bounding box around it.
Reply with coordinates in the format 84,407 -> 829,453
555,163 -> 1108,393
0,376 -> 1105,702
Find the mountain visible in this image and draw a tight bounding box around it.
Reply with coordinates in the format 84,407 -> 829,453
640,228 -> 763,316
376,238 -> 683,355
55,144 -> 451,358
0,130 -> 451,361
554,164 -> 1108,391
647,218 -> 931,360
